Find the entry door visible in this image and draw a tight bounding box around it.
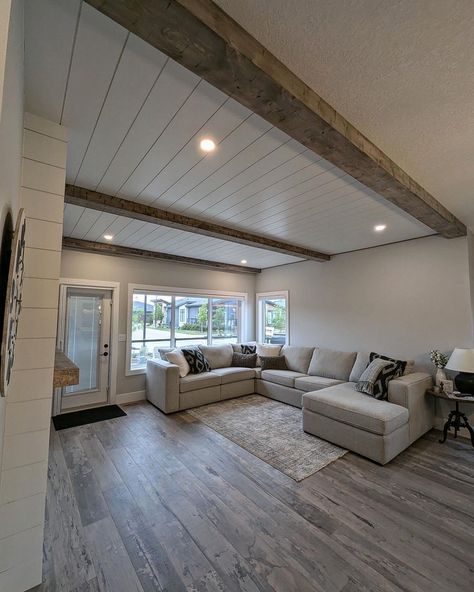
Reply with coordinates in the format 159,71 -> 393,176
59,287 -> 112,411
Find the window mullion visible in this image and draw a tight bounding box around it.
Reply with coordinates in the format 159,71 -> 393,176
170,296 -> 176,347
207,298 -> 212,345
143,293 -> 147,342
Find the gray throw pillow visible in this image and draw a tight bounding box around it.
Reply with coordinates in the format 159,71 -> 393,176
231,352 -> 257,368
355,358 -> 398,400
259,355 -> 288,371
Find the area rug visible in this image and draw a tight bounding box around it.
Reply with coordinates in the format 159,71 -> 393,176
187,394 -> 347,481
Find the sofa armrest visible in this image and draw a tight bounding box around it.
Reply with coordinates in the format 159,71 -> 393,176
388,372 -> 434,443
146,359 -> 180,413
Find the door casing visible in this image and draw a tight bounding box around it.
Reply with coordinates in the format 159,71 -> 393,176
54,278 -> 120,416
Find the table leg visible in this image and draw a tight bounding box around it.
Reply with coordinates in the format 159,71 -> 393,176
454,402 -> 460,438
439,411 -> 454,443
460,412 -> 474,447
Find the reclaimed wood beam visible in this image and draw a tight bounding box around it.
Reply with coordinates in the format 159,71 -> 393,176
64,185 -> 330,262
63,237 -> 262,274
84,0 -> 466,239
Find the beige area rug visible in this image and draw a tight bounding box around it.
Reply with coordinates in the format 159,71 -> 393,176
187,394 -> 347,481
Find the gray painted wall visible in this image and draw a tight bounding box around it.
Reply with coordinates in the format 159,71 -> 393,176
257,235 -> 473,429
60,250 -> 257,396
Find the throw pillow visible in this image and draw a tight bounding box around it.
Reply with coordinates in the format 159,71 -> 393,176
369,352 -> 407,378
259,355 -> 288,371
181,348 -> 211,374
165,349 -> 190,378
231,352 -> 258,368
355,358 -> 398,400
241,344 -> 257,354
157,347 -> 174,360
256,343 -> 282,367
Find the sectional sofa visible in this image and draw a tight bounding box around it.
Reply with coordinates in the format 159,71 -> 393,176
146,343 -> 434,464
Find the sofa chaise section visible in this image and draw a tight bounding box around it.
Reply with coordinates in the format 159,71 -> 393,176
302,372 -> 433,464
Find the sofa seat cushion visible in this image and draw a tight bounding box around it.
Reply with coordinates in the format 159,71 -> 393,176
261,369 -> 307,388
302,383 -> 409,435
212,367 -> 255,384
295,376 -> 345,392
179,372 -> 221,393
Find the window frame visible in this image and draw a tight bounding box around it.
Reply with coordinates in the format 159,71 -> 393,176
256,291 -> 289,346
126,284 -> 248,375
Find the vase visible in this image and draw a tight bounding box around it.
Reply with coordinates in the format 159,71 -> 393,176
435,367 -> 447,386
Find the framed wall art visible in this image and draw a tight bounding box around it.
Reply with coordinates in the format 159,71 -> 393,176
0,208 -> 26,396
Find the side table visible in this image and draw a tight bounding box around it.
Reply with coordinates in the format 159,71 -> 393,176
427,389 -> 474,447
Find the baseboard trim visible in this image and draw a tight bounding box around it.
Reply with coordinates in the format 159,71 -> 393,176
116,390 -> 146,405
434,417 -> 470,441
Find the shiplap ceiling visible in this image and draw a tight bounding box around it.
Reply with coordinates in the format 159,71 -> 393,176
25,0 -> 434,269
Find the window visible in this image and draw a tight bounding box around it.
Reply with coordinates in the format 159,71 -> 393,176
128,287 -> 245,373
256,292 -> 288,345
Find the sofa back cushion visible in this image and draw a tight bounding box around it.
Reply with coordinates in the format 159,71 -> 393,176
308,348 -> 357,381
198,344 -> 233,369
281,345 -> 314,374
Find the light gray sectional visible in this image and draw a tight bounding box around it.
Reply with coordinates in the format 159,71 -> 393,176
146,344 -> 434,464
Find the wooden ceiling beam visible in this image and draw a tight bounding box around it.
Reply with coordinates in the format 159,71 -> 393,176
63,237 -> 262,274
84,0 -> 466,239
64,184 -> 330,262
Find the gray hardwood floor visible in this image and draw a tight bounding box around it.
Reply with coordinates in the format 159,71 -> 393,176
31,401 -> 473,592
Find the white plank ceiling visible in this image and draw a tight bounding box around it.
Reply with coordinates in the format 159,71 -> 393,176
25,0 -> 434,269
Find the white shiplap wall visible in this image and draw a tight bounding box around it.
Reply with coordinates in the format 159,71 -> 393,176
0,113 -> 66,592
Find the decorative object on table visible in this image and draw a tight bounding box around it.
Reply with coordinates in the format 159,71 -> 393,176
427,388 -> 474,447
445,348 -> 474,395
0,209 -> 26,397
429,349 -> 449,386
439,379 -> 454,396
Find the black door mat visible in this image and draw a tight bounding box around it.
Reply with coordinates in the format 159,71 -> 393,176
53,405 -> 126,431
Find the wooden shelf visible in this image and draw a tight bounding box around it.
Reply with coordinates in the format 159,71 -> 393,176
53,349 -> 79,388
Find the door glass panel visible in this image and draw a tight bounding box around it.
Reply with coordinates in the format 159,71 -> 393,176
65,292 -> 101,394
211,298 -> 239,344
174,296 -> 208,348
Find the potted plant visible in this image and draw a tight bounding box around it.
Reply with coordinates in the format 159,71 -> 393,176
429,349 -> 449,386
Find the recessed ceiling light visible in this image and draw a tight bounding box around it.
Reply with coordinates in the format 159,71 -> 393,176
374,224 -> 386,232
240,259 -> 247,264
103,234 -> 114,240
200,138 -> 216,152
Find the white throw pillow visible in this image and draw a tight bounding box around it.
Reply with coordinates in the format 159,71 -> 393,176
165,349 -> 190,378
256,343 -> 282,366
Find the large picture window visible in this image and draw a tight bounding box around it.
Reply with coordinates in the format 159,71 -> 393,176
256,291 -> 289,345
128,286 -> 245,373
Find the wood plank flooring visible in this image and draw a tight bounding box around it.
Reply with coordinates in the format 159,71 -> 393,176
31,401 -> 474,592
